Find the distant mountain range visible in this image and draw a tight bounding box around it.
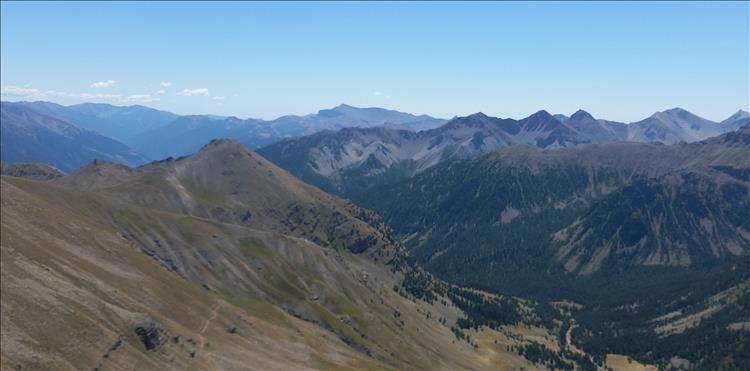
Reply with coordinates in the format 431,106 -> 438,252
123,104 -> 446,160
0,102 -> 149,172
12,101 -> 181,141
2,100 -> 747,178
2,101 -> 448,166
260,108 -> 749,196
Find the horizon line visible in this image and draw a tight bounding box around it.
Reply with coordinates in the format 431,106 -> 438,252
1,98 -> 746,125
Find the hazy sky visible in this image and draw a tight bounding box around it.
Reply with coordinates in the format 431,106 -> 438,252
1,1 -> 748,122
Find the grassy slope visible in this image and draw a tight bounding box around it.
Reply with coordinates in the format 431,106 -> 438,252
1,174 -> 554,370
1,176 -> 376,370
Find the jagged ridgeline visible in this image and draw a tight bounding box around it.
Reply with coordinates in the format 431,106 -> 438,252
356,126 -> 750,369
259,109 -> 750,199
2,139 -> 599,370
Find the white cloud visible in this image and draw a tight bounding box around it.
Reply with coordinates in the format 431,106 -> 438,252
46,90 -> 122,100
159,81 -> 172,87
373,91 -> 391,99
212,96 -> 225,100
2,84 -> 164,105
2,85 -> 125,101
177,88 -> 210,97
1,85 -> 42,98
81,92 -> 122,100
90,80 -> 116,88
123,94 -> 159,103
156,89 -> 166,95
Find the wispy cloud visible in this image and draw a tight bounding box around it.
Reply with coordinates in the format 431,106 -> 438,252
47,90 -> 122,100
123,94 -> 160,103
1,84 -> 159,104
156,89 -> 166,95
212,96 -> 225,100
1,85 -> 43,99
90,80 -> 116,88
373,90 -> 391,99
177,88 -> 210,97
159,81 -> 172,87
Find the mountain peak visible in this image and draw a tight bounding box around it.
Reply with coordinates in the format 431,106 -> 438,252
332,103 -> 356,111
196,138 -> 249,154
570,109 -> 595,121
648,107 -> 705,123
320,103 -> 392,117
198,138 -> 248,153
660,107 -> 693,117
656,108 -> 719,127
720,109 -> 750,129
467,112 -> 488,119
529,110 -> 554,120
725,109 -> 749,121
517,110 -> 562,133
445,112 -> 492,128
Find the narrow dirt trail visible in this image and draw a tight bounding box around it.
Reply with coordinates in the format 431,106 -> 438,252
200,301 -> 224,335
195,301 -> 225,371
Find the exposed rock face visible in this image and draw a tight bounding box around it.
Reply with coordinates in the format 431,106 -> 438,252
134,324 -> 169,351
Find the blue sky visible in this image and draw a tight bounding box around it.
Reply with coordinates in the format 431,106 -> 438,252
1,1 -> 748,122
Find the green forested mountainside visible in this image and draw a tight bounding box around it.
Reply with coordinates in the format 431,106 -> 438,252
358,143 -> 749,290
357,129 -> 750,281
575,279 -> 750,370
356,128 -> 750,369
555,169 -> 750,274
